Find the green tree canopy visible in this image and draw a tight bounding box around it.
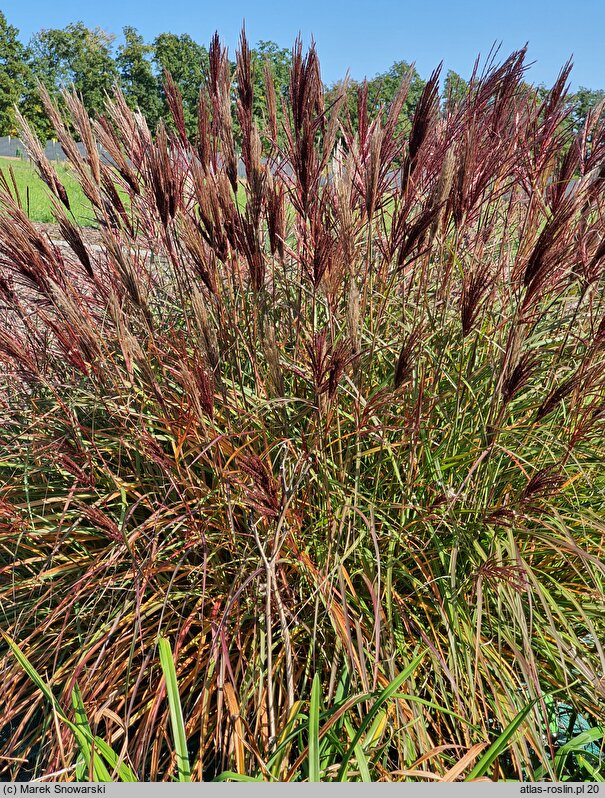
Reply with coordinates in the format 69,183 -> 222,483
232,40 -> 291,147
28,23 -> 118,114
367,60 -> 426,122
570,86 -> 605,132
0,11 -> 30,135
251,40 -> 291,112
153,32 -> 208,136
116,26 -> 162,130
326,60 -> 426,141
2,8 -> 605,155
442,69 -> 469,113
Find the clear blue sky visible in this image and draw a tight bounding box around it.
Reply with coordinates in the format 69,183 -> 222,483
5,0 -> 604,90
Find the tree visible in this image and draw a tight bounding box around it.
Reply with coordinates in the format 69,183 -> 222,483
0,11 -> 29,135
326,60 -> 426,140
28,23 -> 118,117
442,69 -> 468,113
366,60 -> 426,125
570,86 -> 605,132
153,33 -> 208,136
230,40 -> 291,148
251,41 -> 290,116
116,26 -> 161,130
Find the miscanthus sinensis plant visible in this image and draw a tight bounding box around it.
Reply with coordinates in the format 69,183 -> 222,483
1,33 -> 604,781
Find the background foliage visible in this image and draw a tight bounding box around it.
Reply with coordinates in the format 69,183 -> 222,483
1,10 -> 605,142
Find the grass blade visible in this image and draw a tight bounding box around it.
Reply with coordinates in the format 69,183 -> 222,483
3,632 -> 136,781
158,636 -> 191,782
555,726 -> 605,780
308,673 -> 321,782
71,683 -> 112,782
337,650 -> 426,780
465,701 -> 536,781
213,771 -> 264,782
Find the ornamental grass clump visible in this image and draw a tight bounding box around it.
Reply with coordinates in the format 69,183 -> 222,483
1,33 -> 605,781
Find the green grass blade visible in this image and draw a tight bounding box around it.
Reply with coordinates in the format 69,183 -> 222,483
576,754 -> 605,782
556,725 -> 605,756
337,650 -> 426,781
71,683 -> 112,782
555,726 -> 605,780
308,673 -> 321,782
90,737 -> 137,782
343,716 -> 372,782
158,636 -> 191,782
2,632 -> 136,782
465,701 -> 536,781
2,630 -> 61,709
72,684 -> 137,781
213,771 -> 264,782
268,700 -> 304,780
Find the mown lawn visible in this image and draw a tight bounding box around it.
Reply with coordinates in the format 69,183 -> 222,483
0,156 -> 94,225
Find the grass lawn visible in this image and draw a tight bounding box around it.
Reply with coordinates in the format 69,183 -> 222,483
0,156 -> 94,226
0,156 -> 247,226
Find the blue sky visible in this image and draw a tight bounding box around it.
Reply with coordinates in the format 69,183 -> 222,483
5,0 -> 604,90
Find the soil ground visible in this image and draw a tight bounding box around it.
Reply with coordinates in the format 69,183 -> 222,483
35,221 -> 104,247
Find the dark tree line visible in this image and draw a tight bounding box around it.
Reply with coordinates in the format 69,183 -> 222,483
0,10 -> 603,144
